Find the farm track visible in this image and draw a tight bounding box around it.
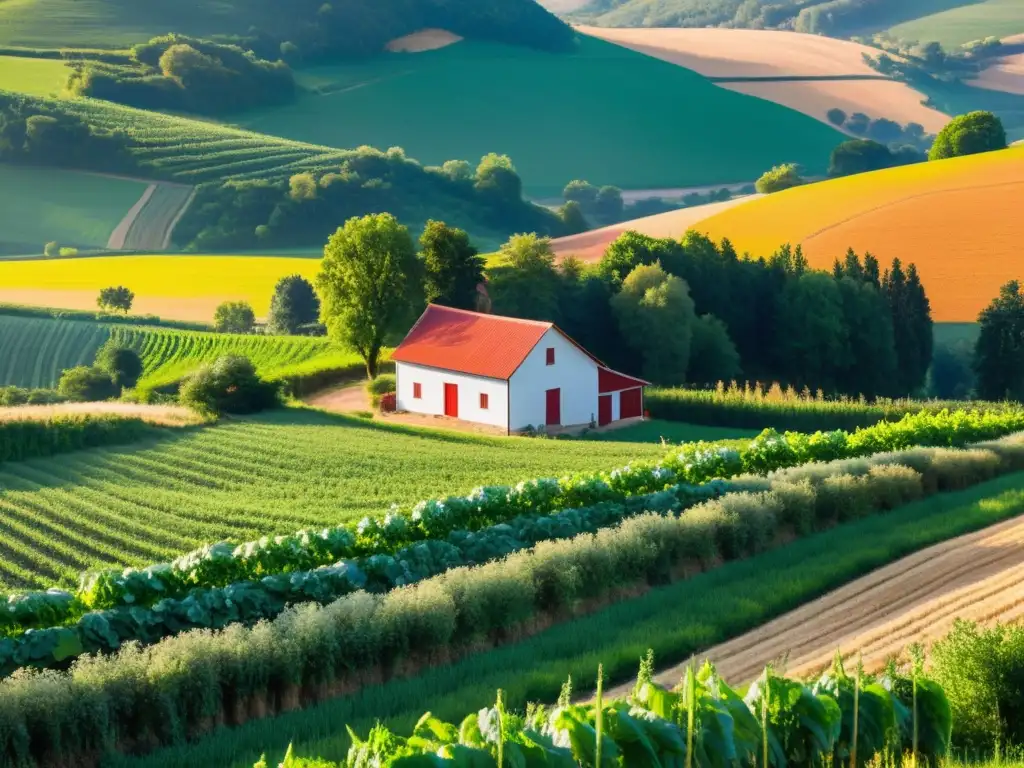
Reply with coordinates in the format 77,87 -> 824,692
608,513 -> 1024,696
108,182 -> 195,251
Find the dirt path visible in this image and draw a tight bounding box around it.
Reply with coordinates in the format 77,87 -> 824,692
607,514 -> 1024,697
304,383 -> 371,412
107,184 -> 156,250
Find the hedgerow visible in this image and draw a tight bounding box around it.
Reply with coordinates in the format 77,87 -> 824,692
0,415 -> 155,464
0,438 -> 1019,765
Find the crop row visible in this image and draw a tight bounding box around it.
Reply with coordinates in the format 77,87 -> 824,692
0,315 -> 111,389
48,407 -> 1024,615
323,654 -> 950,768
645,381 -> 1005,432
1,408 -> 1020,639
4,441 -> 1013,766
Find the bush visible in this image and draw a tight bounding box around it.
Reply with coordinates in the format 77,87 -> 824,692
178,355 -> 279,415
755,163 -> 805,194
58,247 -> 78,257
43,241 -> 59,257
0,386 -> 64,406
929,111 -> 1007,161
826,107 -> 847,126
213,301 -> 256,334
0,415 -> 151,464
366,373 -> 396,407
94,342 -> 143,390
56,366 -> 118,402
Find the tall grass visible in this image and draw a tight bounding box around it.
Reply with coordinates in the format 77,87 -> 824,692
646,381 -> 1004,432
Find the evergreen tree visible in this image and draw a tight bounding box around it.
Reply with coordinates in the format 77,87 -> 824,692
267,274 -> 320,335
974,281 -> 1024,401
905,264 -> 934,391
863,252 -> 881,288
419,220 -> 485,311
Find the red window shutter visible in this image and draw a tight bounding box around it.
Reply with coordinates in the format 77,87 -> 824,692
413,382 -> 422,399
546,347 -> 555,365
480,393 -> 489,409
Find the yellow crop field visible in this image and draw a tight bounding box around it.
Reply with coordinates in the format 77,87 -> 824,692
0,254 -> 321,322
695,145 -> 1024,322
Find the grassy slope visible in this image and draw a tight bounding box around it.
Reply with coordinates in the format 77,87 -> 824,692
692,144 -> 1024,322
0,314 -> 359,389
239,36 -> 844,196
888,0 -> 1024,47
0,407 -> 667,589
0,165 -> 147,254
0,0 -> 288,48
0,254 -> 321,322
112,472 -> 1024,768
0,315 -> 111,388
0,55 -> 67,95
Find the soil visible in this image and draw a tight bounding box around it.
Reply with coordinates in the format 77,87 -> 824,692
304,382 -> 370,413
605,514 -> 1024,698
550,195 -> 762,262
385,29 -> 463,53
576,27 -> 949,131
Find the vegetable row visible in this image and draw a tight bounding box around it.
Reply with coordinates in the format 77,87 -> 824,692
325,655 -> 951,768
5,407 -> 1024,636
1,442 -> 1013,766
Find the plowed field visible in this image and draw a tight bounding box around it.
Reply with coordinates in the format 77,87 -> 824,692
694,144 -> 1024,322
609,512 -> 1024,695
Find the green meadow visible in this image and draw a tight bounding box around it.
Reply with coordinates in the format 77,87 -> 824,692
239,36 -> 845,196
0,165 -> 146,254
0,55 -> 67,95
888,0 -> 1024,46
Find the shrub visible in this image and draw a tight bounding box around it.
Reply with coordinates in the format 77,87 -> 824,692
56,366 -> 118,402
929,111 -> 1007,161
96,285 -> 134,314
826,107 -> 847,126
213,301 -> 256,334
43,241 -> 59,257
755,163 -> 805,194
58,247 -> 78,257
178,355 -> 279,415
366,373 -> 396,407
94,342 -> 143,390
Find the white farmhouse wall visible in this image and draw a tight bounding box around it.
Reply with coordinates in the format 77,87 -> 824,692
395,361 -> 509,429
508,328 -> 598,430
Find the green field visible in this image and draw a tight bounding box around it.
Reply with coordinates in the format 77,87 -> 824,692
888,0 -> 1024,46
111,324 -> 362,390
0,314 -> 363,389
0,407 -> 667,588
112,472 -> 1024,768
0,315 -> 111,388
240,37 -> 845,195
0,164 -> 146,254
0,55 -> 67,95
0,0 -> 289,48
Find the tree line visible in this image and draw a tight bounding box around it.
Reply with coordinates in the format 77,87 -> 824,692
174,149 -> 571,251
305,213 -> 933,398
67,36 -> 295,116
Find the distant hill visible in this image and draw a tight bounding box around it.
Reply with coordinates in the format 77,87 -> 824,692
691,144 -> 1024,322
560,0 -> 1022,41
0,0 -> 573,60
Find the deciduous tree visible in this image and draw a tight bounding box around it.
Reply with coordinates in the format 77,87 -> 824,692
419,220 -> 485,311
974,281 -> 1024,401
317,213 -> 420,377
929,111 -> 1006,161
214,301 -> 256,334
97,286 -> 134,314
268,274 -> 320,335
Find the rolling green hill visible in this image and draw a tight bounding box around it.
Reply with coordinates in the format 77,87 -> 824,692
564,0 -> 1020,42
0,314 -> 363,390
0,0 -> 572,57
888,0 -> 1024,47
238,36 -> 845,195
0,165 -> 148,255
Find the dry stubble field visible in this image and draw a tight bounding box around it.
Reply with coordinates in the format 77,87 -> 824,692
575,27 -> 949,131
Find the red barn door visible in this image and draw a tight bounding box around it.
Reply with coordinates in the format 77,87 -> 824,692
598,394 -> 612,426
620,388 -> 642,419
545,388 -> 561,426
444,383 -> 459,418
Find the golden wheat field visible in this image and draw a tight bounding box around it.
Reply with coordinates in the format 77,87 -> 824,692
693,145 -> 1024,322
0,255 -> 321,322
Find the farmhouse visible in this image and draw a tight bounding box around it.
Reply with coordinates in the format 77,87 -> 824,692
392,304 -> 648,433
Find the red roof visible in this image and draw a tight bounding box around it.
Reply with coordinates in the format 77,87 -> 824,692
599,367 -> 650,393
392,305 -> 554,380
